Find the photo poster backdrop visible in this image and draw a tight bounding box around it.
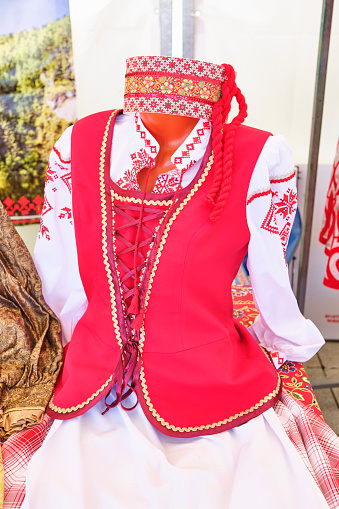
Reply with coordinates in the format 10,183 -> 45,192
0,0 -> 77,223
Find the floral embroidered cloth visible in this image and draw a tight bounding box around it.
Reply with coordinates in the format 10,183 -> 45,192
232,285 -> 322,418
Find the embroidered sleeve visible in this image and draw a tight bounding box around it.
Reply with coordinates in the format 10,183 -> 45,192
33,126 -> 87,346
245,135 -> 324,368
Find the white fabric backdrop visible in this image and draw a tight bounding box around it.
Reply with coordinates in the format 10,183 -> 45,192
69,0 -> 339,164
194,0 -> 339,164
69,0 -> 161,117
66,0 -> 339,338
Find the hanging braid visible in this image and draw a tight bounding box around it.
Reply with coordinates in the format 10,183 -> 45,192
205,64 -> 248,222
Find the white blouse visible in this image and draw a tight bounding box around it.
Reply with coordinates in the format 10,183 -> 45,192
34,112 -> 324,368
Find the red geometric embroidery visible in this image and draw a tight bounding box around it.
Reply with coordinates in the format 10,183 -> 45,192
274,188 -> 297,219
45,164 -> 57,183
2,195 -> 44,217
116,168 -> 138,190
261,201 -> 279,235
58,207 -> 72,220
270,351 -> 285,366
134,115 -> 157,155
116,114 -> 210,194
38,221 -> 51,241
60,172 -> 72,193
131,149 -> 155,172
279,221 -> 292,254
53,146 -> 71,164
42,197 -> 53,216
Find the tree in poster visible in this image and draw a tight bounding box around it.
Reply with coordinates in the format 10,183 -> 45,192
0,15 -> 76,216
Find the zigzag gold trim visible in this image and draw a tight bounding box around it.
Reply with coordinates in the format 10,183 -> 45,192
111,190 -> 173,207
49,111 -> 121,414
139,364 -> 281,432
49,374 -> 113,413
99,111 -> 124,349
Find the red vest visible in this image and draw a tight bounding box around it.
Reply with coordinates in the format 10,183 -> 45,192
47,109 -> 281,437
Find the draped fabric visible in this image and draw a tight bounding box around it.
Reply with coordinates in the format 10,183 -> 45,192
0,202 -> 63,440
275,390 -> 339,508
0,446 -> 3,509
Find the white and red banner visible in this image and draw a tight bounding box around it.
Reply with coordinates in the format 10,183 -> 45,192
319,139 -> 339,290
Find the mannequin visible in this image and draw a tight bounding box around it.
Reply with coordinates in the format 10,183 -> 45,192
137,113 -> 198,192
11,55 -> 339,509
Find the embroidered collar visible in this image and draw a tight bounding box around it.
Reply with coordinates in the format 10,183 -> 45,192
116,113 -> 211,194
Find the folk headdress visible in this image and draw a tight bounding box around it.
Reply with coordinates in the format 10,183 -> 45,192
124,55 -> 248,221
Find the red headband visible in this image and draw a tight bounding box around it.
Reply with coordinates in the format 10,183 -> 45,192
124,56 -> 227,120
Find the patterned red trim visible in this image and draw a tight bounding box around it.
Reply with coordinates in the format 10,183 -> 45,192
125,91 -> 217,106
125,71 -> 224,86
125,95 -> 215,120
134,114 -> 158,155
53,146 -> 71,164
270,171 -> 295,184
261,201 -> 279,235
247,189 -> 271,205
125,56 -> 227,81
124,56 -> 228,119
2,195 -> 44,217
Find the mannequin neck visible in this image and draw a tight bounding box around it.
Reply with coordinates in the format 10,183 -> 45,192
137,112 -> 199,192
139,113 -> 198,151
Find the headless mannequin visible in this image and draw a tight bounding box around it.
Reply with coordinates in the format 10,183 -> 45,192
137,112 -> 199,193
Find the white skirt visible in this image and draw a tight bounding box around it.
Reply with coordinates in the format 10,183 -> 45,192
21,395 -> 330,509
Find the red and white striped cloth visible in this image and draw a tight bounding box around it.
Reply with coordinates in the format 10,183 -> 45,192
1,392 -> 339,508
1,416 -> 53,509
275,390 -> 339,508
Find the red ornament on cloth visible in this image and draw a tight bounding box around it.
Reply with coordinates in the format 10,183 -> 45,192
124,56 -> 227,120
319,138 -> 339,290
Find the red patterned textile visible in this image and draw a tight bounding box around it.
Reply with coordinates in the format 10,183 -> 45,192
1,415 -> 53,509
319,138 -> 339,290
124,56 -> 227,119
2,196 -> 44,224
232,285 -> 323,418
37,146 -> 72,243
275,390 -> 339,508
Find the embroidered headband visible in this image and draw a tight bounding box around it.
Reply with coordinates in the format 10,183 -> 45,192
124,55 -> 227,120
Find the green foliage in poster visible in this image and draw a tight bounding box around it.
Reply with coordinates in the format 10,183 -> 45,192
0,16 -> 76,206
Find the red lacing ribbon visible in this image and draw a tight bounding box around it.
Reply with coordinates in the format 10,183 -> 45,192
103,165 -> 184,413
102,338 -> 141,413
113,203 -> 165,304
129,168 -> 184,330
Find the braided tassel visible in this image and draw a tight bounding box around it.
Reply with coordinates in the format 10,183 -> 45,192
205,63 -> 248,222
131,307 -> 146,330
